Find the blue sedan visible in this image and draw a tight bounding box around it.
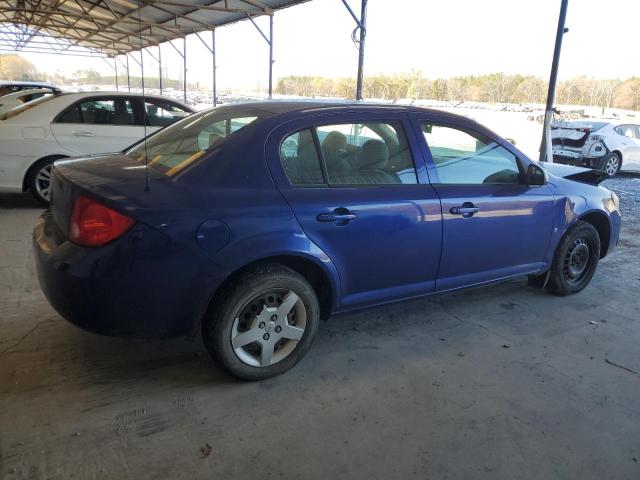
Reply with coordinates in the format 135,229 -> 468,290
33,102 -> 621,380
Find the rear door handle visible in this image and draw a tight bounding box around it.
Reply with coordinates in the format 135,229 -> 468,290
72,130 -> 94,137
450,203 -> 479,217
317,208 -> 357,225
317,213 -> 357,222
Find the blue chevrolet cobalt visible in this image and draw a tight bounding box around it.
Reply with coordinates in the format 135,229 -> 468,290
34,102 -> 621,380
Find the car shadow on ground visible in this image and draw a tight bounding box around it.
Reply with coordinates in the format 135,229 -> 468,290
0,193 -> 43,209
18,276 -> 540,395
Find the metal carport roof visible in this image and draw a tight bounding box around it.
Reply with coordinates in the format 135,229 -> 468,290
0,0 -> 309,56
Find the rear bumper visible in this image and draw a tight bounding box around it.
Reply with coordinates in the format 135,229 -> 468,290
552,143 -> 610,170
33,210 -> 215,338
553,154 -> 597,169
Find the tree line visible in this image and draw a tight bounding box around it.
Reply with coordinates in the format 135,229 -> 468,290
277,72 -> 640,111
3,54 -> 639,111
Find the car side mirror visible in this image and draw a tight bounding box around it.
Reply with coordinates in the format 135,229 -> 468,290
526,164 -> 547,186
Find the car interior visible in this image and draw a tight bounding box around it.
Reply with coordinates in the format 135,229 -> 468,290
281,122 -> 418,186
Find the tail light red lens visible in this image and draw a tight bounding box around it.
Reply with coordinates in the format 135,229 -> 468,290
69,195 -> 135,246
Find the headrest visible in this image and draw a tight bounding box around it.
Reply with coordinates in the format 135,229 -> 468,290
354,139 -> 389,170
322,131 -> 349,171
208,133 -> 225,148
322,131 -> 347,153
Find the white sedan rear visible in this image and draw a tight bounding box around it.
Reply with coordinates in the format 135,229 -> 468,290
0,91 -> 194,203
551,120 -> 640,177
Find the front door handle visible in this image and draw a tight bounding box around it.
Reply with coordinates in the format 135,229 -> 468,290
317,208 -> 357,225
72,130 -> 94,137
450,203 -> 479,218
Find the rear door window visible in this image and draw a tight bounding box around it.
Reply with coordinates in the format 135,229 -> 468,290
615,125 -> 636,138
280,129 -> 325,185
278,121 -> 418,187
145,99 -> 191,127
57,98 -> 136,125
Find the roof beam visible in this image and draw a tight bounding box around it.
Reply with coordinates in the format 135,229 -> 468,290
149,0 -> 271,15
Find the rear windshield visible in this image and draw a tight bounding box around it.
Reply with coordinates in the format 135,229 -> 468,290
0,93 -> 57,120
554,121 -> 608,131
126,107 -> 268,176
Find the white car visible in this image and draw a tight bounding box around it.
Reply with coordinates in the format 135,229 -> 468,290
551,119 -> 640,177
0,80 -> 60,97
0,91 -> 195,203
0,88 -> 58,115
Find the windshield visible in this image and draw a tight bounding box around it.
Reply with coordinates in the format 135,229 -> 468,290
126,107 -> 266,176
0,93 -> 57,120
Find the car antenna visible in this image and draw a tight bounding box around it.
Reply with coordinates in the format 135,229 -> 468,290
137,7 -> 150,193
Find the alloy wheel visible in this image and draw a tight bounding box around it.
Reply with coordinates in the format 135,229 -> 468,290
605,153 -> 620,176
35,164 -> 53,201
231,290 -> 306,367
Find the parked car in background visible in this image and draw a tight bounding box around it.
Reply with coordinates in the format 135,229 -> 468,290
0,91 -> 195,203
0,80 -> 60,97
551,120 -> 640,177
33,102 -> 621,380
0,88 -> 59,115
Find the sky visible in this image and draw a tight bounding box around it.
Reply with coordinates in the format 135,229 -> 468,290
14,0 -> 640,90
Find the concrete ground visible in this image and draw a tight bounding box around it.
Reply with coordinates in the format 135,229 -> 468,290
1,176 -> 639,480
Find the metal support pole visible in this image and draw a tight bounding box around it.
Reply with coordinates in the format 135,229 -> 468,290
212,29 -> 217,106
539,0 -> 569,162
158,44 -> 163,94
114,58 -> 119,91
140,49 -> 145,96
126,54 -> 131,92
247,14 -> 274,99
183,37 -> 187,103
268,15 -> 273,99
355,0 -> 367,100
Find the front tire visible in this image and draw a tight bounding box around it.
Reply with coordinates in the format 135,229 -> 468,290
203,264 -> 320,380
547,221 -> 600,295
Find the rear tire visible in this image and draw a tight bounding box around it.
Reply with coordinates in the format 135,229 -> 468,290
597,151 -> 621,177
202,264 -> 320,381
26,156 -> 64,205
547,221 -> 600,295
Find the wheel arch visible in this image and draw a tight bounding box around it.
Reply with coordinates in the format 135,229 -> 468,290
578,210 -> 611,258
611,149 -> 623,162
22,154 -> 68,192
200,253 -> 337,335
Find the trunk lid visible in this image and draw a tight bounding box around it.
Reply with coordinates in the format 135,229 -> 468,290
50,153 -> 174,238
551,126 -> 590,148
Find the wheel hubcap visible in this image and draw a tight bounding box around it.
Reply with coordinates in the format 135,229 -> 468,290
563,238 -> 591,285
35,164 -> 53,201
231,290 -> 306,367
606,155 -> 619,176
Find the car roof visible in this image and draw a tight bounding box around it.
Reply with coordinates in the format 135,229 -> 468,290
215,100 -> 465,121
0,90 -> 195,122
1,88 -> 56,98
53,91 -> 194,109
0,80 -> 58,88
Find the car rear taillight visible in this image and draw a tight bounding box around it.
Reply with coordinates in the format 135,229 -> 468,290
69,195 -> 135,246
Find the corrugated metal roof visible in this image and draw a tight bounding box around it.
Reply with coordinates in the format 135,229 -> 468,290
0,0 -> 310,57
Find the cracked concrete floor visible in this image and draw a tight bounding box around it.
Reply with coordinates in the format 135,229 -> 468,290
1,180 -> 640,480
